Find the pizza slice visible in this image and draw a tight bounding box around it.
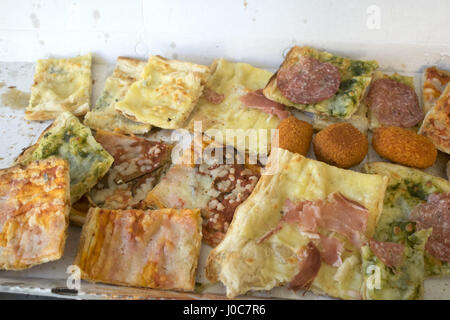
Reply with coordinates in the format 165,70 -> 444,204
25,53 -> 92,120
423,66 -> 450,113
0,158 -> 70,270
364,162 -> 450,277
74,207 -> 202,291
83,57 -> 151,134
419,83 -> 450,154
115,55 -> 210,129
142,138 -> 260,247
263,46 -> 378,119
15,112 -> 114,204
206,148 -> 388,299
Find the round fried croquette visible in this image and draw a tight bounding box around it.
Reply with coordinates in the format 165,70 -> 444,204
313,123 -> 368,169
372,127 -> 437,168
277,116 -> 313,156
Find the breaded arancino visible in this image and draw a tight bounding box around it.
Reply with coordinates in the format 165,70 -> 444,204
313,123 -> 368,169
372,127 -> 437,168
277,116 -> 313,156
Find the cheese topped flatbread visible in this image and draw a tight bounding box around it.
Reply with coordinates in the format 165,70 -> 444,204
263,46 -> 378,119
84,57 -> 151,134
206,148 -> 387,299
25,53 -> 92,120
0,158 -> 70,270
115,55 -> 210,129
15,112 -> 114,205
186,58 -> 281,156
74,207 -> 202,291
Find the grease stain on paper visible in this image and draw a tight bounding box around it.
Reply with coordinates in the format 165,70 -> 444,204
1,88 -> 30,110
30,13 -> 40,28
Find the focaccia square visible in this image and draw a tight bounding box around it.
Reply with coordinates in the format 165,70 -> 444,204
15,112 -> 114,204
364,162 -> 450,277
423,66 -> 450,113
185,58 -> 281,155
312,101 -> 368,134
419,83 -> 450,154
25,53 -> 92,120
74,207 -> 202,291
115,55 -> 210,129
263,46 -> 378,119
83,57 -> 151,134
206,148 -> 388,299
0,158 -> 70,270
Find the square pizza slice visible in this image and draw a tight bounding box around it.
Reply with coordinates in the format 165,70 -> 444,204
74,207 -> 202,291
263,46 -> 378,119
115,55 -> 210,129
25,53 -> 92,120
0,158 -> 70,270
423,66 -> 450,113
419,83 -> 450,154
15,112 -> 114,204
83,57 -> 151,134
142,138 -> 261,247
206,148 -> 388,299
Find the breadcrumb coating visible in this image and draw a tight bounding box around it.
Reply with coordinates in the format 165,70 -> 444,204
277,116 -> 313,156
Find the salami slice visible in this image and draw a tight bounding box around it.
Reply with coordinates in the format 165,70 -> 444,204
410,193 -> 450,262
366,78 -> 424,127
277,55 -> 341,104
369,239 -> 405,268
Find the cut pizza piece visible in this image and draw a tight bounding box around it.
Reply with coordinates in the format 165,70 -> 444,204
74,207 -> 202,291
263,46 -> 378,119
185,58 -> 285,156
88,130 -> 172,211
115,55 -> 210,129
364,162 -> 450,277
423,66 -> 450,113
206,148 -> 388,299
0,158 -> 70,270
15,112 -> 114,204
25,53 -> 92,120
419,83 -> 450,154
143,138 -> 261,247
84,57 -> 151,134
365,72 -> 423,130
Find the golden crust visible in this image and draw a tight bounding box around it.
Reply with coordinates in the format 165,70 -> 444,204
74,207 -> 202,291
423,66 -> 450,114
277,116 -> 313,156
0,158 -> 71,270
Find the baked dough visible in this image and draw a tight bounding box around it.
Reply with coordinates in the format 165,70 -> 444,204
74,207 -> 202,291
115,55 -> 210,129
206,148 -> 387,298
25,53 -> 92,120
0,158 -> 70,270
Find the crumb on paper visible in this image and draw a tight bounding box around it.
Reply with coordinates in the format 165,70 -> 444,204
1,88 -> 30,110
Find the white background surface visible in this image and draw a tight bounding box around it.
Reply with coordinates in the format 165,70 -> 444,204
0,0 -> 449,299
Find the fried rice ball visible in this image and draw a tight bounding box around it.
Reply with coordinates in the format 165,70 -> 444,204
313,123 -> 368,168
277,116 -> 313,156
372,126 -> 437,168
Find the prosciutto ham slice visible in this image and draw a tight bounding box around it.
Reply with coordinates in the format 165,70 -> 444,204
319,234 -> 344,267
369,239 -> 405,269
203,87 -> 225,104
288,242 -> 321,291
410,193 -> 450,262
240,89 -> 290,120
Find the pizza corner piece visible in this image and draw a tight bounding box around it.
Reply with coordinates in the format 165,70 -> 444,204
15,112 -> 114,205
185,58 -> 282,156
115,55 -> 210,129
25,53 -> 92,121
83,56 -> 152,134
0,158 -> 71,270
364,162 -> 450,285
263,46 -> 378,119
74,207 -> 202,292
422,66 -> 450,114
205,147 -> 388,299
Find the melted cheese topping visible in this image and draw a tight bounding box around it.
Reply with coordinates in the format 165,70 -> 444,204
26,53 -> 92,120
423,67 -> 450,113
0,159 -> 70,270
186,58 -> 280,155
84,57 -> 151,134
74,208 -> 202,291
206,148 -> 388,299
115,55 -> 210,129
